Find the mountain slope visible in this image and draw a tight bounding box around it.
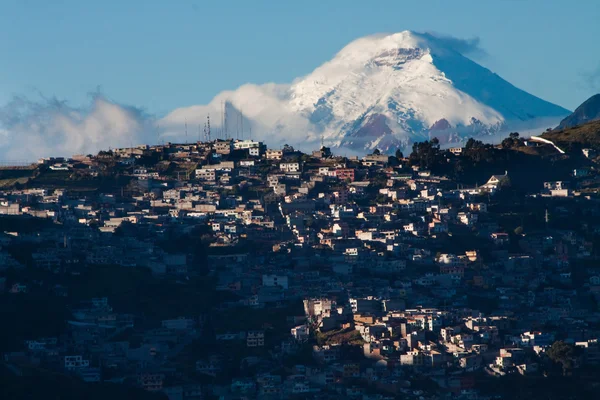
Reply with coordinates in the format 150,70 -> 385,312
556,93 -> 600,129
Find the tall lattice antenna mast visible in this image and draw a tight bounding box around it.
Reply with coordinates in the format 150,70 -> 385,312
204,114 -> 211,142
224,102 -> 228,139
185,118 -> 188,144
220,101 -> 224,139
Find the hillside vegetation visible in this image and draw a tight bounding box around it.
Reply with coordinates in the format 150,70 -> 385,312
542,120 -> 600,151
408,136 -> 585,192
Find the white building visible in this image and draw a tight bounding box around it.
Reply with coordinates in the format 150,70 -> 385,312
233,140 -> 262,150
291,325 -> 310,341
280,162 -> 300,173
266,149 -> 283,160
196,169 -> 216,181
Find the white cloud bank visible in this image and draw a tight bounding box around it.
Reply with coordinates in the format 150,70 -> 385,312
159,83 -> 314,148
0,94 -> 157,161
0,85 -> 314,161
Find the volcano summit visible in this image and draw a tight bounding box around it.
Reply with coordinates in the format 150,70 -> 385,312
164,31 -> 572,152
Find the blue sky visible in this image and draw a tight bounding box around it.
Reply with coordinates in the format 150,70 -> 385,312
1,0 -> 599,113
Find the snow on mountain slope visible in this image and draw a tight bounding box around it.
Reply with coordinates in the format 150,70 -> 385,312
290,32 -> 503,129
161,31 -> 570,153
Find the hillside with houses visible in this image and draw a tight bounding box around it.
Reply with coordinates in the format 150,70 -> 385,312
2,126 -> 600,400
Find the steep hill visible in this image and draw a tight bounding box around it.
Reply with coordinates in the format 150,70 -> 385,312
556,94 -> 600,130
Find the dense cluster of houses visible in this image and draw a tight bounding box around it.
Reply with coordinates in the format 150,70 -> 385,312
1,137 -> 600,399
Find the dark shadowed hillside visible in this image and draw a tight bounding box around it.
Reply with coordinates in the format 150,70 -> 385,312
557,94 -> 600,129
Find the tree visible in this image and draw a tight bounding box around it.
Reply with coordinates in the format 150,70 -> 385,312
465,138 -> 484,150
547,340 -> 578,375
498,175 -> 512,190
395,149 -> 404,159
409,138 -> 443,171
501,132 -> 523,149
373,148 -> 381,155
465,138 -> 476,150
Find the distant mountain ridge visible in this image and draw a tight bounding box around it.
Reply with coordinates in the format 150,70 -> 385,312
556,94 -> 600,130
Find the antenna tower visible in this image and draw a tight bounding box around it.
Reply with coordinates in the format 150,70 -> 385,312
224,102 -> 228,139
203,114 -> 211,142
220,101 -> 224,139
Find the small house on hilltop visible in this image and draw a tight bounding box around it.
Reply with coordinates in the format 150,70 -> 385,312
483,172 -> 509,191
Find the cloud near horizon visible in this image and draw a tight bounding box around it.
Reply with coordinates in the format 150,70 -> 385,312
0,84 -> 315,160
0,94 -> 158,161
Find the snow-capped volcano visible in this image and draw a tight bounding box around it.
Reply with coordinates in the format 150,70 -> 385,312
161,31 -> 570,153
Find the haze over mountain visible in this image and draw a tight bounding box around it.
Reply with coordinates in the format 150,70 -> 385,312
556,94 -> 600,130
0,31 -> 572,160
